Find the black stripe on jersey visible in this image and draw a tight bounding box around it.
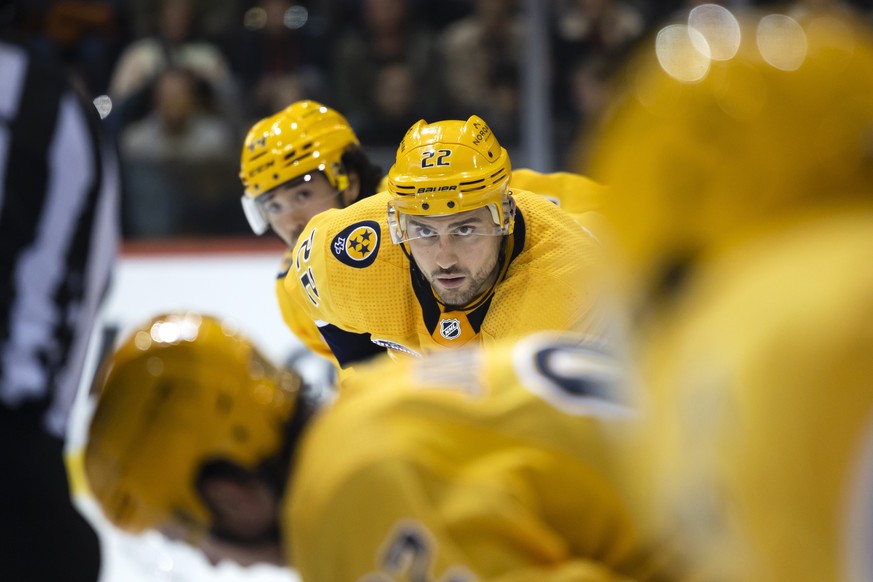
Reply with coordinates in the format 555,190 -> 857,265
0,48 -> 62,303
0,43 -> 65,410
317,323 -> 387,368
0,40 -> 113,426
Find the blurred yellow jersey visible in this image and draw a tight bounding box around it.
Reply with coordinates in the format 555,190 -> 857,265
282,189 -> 605,372
287,333 -> 668,582
628,210 -> 873,581
276,170 -> 605,368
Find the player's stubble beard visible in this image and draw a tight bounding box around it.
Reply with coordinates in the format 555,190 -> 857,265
428,253 -> 501,309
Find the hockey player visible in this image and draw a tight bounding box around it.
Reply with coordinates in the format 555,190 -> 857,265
240,100 -> 384,362
240,103 -> 607,372
588,4 -> 873,580
283,115 -> 608,375
84,312 -> 669,581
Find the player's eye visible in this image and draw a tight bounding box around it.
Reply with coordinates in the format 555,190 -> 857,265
451,225 -> 476,237
411,224 -> 437,238
293,190 -> 312,204
260,197 -> 283,214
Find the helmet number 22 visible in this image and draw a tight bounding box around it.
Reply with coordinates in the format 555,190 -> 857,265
421,149 -> 452,168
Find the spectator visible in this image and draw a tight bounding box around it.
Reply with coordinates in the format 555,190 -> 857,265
120,67 -> 240,237
551,0 -> 648,132
438,0 -> 525,146
229,0 -> 329,121
107,0 -> 236,136
108,0 -> 232,101
332,0 -> 441,129
120,67 -> 236,163
356,60 -> 426,147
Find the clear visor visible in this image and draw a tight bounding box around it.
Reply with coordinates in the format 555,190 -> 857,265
241,172 -> 340,236
387,204 -> 504,244
241,195 -> 270,235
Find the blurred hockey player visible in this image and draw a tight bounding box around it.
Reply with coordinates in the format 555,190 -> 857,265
84,312 -> 672,581
587,4 -> 873,580
282,115 -> 608,378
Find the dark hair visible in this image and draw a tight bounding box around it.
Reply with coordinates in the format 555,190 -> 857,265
342,144 -> 384,201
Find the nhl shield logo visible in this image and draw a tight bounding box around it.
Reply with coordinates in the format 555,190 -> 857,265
439,318 -> 462,340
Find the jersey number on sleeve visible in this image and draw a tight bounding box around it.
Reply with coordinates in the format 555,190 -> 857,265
295,229 -> 319,306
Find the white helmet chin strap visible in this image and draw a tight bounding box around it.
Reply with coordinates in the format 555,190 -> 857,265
241,196 -> 270,235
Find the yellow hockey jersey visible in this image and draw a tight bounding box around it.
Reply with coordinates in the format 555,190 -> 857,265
286,333 -> 667,582
281,188 -> 605,371
625,210 -> 873,581
275,170 -> 606,369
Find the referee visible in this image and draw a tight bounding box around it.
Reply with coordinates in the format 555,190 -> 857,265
0,1 -> 119,580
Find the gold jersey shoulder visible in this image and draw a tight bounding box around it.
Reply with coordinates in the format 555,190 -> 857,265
284,189 -> 606,361
287,333 -> 664,582
511,168 -> 605,215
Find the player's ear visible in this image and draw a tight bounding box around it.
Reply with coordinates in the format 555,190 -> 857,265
341,170 -> 361,207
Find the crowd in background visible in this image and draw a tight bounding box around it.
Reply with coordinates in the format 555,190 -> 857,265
12,0 -> 873,238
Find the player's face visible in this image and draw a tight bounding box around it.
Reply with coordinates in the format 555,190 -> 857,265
178,477 -> 284,567
258,173 -> 342,247
407,207 -> 503,307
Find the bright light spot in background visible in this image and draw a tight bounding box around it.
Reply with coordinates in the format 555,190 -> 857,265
757,14 -> 808,71
93,94 -> 112,119
688,4 -> 741,61
656,24 -> 711,83
244,7 -> 267,30
284,6 -> 308,30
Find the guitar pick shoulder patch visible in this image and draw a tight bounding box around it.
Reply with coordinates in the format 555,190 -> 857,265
331,220 -> 380,268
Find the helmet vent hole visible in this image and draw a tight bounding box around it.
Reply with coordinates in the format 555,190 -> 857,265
422,203 -> 430,210
447,201 -> 455,208
216,393 -> 233,413
488,151 -> 493,158
231,425 -> 249,442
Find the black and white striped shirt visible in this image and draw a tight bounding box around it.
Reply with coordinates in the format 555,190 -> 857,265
0,37 -> 119,438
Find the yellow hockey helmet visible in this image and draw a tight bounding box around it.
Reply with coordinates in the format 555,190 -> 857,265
386,115 -> 513,243
588,5 -> 873,302
240,100 -> 358,234
84,313 -> 301,540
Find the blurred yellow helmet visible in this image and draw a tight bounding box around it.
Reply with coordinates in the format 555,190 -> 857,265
240,100 -> 358,234
386,115 -> 513,243
84,313 -> 301,540
588,5 -> 873,302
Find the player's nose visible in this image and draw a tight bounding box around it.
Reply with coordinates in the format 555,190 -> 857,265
434,237 -> 459,269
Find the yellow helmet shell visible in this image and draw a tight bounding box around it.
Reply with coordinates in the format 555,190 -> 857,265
240,100 -> 358,198
84,313 -> 301,538
387,115 -> 511,215
589,6 -> 873,299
